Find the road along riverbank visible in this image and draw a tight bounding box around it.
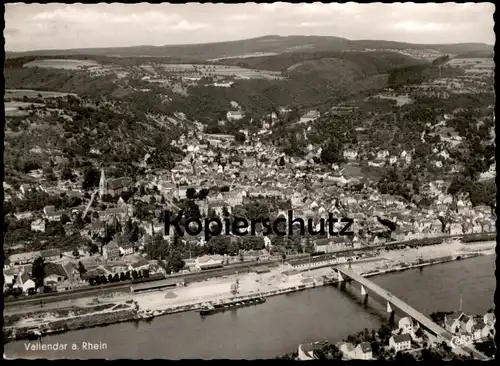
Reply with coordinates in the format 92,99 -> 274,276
3,240 -> 495,343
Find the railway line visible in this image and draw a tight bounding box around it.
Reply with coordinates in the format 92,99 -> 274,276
4,232 -> 494,308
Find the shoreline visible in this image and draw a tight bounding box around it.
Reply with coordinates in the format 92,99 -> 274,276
3,250 -> 493,344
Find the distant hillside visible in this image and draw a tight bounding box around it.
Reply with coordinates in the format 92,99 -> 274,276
387,63 -> 466,89
7,35 -> 493,60
218,50 -> 422,72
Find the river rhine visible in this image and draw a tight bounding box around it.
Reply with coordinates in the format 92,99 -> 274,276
6,255 -> 495,359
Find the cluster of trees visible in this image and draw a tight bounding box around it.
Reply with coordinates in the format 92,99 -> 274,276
146,234 -> 186,274
88,269 -> 150,286
5,87 -> 185,184
387,63 -> 465,89
5,190 -> 82,214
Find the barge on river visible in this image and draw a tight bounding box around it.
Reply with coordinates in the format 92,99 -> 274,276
197,296 -> 266,316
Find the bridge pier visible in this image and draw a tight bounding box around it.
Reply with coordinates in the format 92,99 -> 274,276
337,270 -> 344,282
387,301 -> 395,325
361,285 -> 368,305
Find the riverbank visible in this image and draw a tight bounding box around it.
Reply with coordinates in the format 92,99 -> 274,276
3,241 -> 495,343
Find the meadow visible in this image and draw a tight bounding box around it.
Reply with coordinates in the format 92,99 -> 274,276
158,63 -> 284,80
5,89 -> 77,99
23,59 -> 101,70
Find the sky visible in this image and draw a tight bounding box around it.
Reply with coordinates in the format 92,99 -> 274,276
5,2 -> 496,51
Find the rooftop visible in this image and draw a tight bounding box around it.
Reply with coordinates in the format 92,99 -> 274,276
392,334 -> 412,343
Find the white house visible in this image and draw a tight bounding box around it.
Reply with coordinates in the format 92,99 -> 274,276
299,110 -> 320,123
128,258 -> 150,272
177,185 -> 189,199
3,269 -> 16,290
14,211 -> 33,220
195,255 -> 224,270
376,150 -> 389,161
389,334 -> 412,352
445,312 -> 464,334
22,278 -> 36,293
31,218 -> 46,232
483,312 -> 495,328
398,317 -> 419,334
9,251 -> 40,266
43,263 -> 68,285
355,342 -> 373,360
297,343 -> 319,360
119,243 -> 135,256
472,320 -> 491,340
339,342 -> 356,359
103,242 -> 121,261
227,111 -> 244,121
460,314 -> 476,333
43,205 -> 65,222
448,222 -> 463,235
40,249 -> 61,262
264,236 -> 272,250
343,149 -> 358,160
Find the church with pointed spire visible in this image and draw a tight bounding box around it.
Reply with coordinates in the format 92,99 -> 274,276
99,168 -> 133,199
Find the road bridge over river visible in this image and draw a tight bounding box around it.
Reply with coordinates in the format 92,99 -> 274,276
335,266 -> 490,361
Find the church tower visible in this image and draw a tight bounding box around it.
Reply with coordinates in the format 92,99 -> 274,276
99,168 -> 106,198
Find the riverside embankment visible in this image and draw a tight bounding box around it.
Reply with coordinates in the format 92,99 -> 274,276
5,254 -> 494,359
4,240 -> 494,344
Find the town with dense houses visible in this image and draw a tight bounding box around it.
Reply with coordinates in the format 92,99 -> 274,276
3,53 -> 496,297
3,3 -> 495,360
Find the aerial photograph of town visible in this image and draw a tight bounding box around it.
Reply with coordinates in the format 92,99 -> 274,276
2,2 -> 496,361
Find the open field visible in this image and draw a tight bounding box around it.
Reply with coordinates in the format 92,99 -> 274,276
5,89 -> 77,99
5,102 -> 45,116
447,58 -> 494,68
158,63 -> 284,80
23,59 -> 101,70
209,52 -> 280,61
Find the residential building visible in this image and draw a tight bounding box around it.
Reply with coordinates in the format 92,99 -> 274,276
208,200 -> 230,216
195,255 -> 224,270
460,314 -> 476,333
297,343 -> 320,360
9,251 -> 40,266
398,317 -> 419,334
3,269 -> 16,290
63,262 -> 81,283
472,320 -> 490,340
227,111 -> 244,121
343,149 -> 359,160
339,342 -> 356,359
43,263 -> 68,285
43,206 -> 66,222
41,249 -> 61,262
103,242 -> 121,261
30,218 -> 46,232
22,278 -> 36,293
445,312 -> 464,334
119,243 -> 135,256
483,312 -> 495,328
389,334 -> 412,352
299,110 -> 320,123
88,221 -> 106,238
355,342 -> 373,360
128,258 -> 150,272
20,183 -> 36,195
14,211 -> 33,220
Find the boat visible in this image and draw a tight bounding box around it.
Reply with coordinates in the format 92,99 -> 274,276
198,296 -> 266,316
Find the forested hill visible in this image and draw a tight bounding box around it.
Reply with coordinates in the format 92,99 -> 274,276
4,51 -> 421,120
6,35 -> 493,59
